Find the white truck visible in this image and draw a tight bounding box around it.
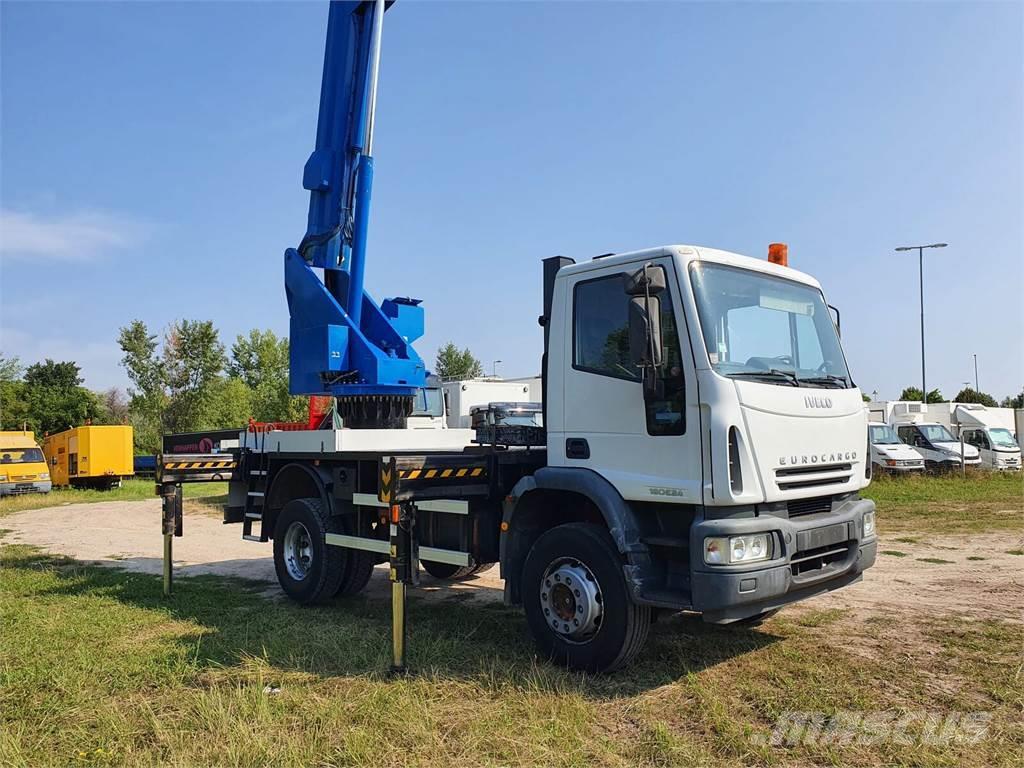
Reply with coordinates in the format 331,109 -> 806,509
934,403 -> 1021,471
160,244 -> 879,672
868,422 -> 925,473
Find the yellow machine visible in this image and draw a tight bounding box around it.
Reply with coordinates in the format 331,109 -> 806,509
0,431 -> 52,496
42,425 -> 134,489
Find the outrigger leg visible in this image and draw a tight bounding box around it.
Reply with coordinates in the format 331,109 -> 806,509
388,500 -> 415,674
160,482 -> 183,596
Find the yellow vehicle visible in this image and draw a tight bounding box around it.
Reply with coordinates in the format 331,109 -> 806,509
42,425 -> 134,489
0,431 -> 52,496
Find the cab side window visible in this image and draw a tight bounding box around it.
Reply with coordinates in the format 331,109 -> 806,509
573,271 -> 685,436
898,426 -> 921,447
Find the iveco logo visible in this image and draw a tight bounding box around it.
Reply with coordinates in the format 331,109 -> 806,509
780,451 -> 857,466
804,396 -> 833,409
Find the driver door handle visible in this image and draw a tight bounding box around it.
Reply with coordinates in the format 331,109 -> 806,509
566,438 -> 590,460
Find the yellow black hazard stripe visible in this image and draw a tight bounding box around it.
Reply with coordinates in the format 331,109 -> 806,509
163,460 -> 237,470
398,466 -> 485,481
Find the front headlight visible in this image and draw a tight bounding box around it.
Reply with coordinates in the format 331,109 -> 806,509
39,473 -> 49,480
0,474 -> 7,482
863,510 -> 876,537
704,533 -> 773,565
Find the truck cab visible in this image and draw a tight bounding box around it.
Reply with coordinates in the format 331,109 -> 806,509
960,426 -> 1021,470
516,244 -> 877,629
895,422 -> 980,471
868,421 -> 925,473
0,431 -> 52,496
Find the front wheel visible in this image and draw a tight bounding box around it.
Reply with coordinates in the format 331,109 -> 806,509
522,523 -> 650,672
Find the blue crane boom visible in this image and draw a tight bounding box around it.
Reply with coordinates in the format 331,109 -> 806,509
285,0 -> 425,427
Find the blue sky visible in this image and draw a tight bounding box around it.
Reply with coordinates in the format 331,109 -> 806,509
2,0 -> 1021,401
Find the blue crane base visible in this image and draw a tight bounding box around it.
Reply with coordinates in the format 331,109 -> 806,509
285,248 -> 426,400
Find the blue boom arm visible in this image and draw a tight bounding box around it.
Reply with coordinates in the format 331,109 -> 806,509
286,0 -> 425,397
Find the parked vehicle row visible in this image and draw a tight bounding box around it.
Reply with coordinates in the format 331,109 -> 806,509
866,401 -> 1021,473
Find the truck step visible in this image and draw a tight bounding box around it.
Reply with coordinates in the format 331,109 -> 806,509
242,534 -> 264,543
247,490 -> 265,497
244,512 -> 263,520
249,470 -> 268,476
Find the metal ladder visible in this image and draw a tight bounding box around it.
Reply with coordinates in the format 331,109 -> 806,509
241,432 -> 270,543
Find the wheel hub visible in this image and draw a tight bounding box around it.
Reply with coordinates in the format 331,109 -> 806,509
539,558 -> 603,642
283,521 -> 313,581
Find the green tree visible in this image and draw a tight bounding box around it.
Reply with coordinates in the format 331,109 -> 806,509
1000,390 -> 1024,409
953,387 -> 998,407
200,377 -> 254,430
435,342 -> 483,380
228,329 -> 306,422
0,353 -> 22,383
861,393 -> 872,402
119,321 -> 167,453
0,381 -> 31,431
161,320 -> 226,433
18,359 -> 101,435
898,386 -> 944,404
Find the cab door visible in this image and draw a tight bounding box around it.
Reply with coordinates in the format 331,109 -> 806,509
554,258 -> 703,505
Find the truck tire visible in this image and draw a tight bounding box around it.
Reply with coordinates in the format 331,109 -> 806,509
333,516 -> 376,597
273,498 -> 345,605
522,522 -> 650,672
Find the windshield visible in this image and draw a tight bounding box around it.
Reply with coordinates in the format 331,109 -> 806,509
411,388 -> 444,418
690,262 -> 851,387
920,424 -> 956,443
869,425 -> 901,445
989,428 -> 1019,449
0,447 -> 44,464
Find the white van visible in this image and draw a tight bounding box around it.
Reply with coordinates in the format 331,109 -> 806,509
895,422 -> 981,472
868,422 -> 924,473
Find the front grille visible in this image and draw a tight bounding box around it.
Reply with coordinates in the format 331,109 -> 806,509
775,462 -> 853,491
791,541 -> 852,577
776,462 -> 852,477
787,496 -> 833,518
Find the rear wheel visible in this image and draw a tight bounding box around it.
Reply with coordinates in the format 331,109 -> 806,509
522,522 -> 650,672
273,498 -> 345,604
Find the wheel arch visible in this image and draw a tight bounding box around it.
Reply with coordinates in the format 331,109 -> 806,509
500,467 -> 650,605
265,461 -> 333,538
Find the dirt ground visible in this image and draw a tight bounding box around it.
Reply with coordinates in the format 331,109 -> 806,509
2,499 -> 1022,621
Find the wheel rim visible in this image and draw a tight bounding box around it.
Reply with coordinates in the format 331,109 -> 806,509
539,557 -> 603,643
283,521 -> 314,581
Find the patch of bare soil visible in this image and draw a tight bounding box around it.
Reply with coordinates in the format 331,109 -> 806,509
2,502 -> 1020,622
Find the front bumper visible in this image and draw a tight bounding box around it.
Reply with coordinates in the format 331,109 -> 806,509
0,480 -> 52,496
690,496 -> 876,623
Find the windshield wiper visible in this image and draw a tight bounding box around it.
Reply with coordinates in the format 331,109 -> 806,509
727,369 -> 799,386
798,374 -> 849,389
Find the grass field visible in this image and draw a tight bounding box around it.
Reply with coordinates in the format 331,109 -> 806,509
863,470 -> 1022,534
0,479 -> 228,518
0,474 -> 1021,766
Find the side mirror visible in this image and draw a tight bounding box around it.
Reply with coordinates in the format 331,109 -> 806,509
629,295 -> 663,398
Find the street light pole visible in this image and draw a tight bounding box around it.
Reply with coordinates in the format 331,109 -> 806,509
895,243 -> 947,405
493,359 -> 502,378
973,354 -> 979,392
